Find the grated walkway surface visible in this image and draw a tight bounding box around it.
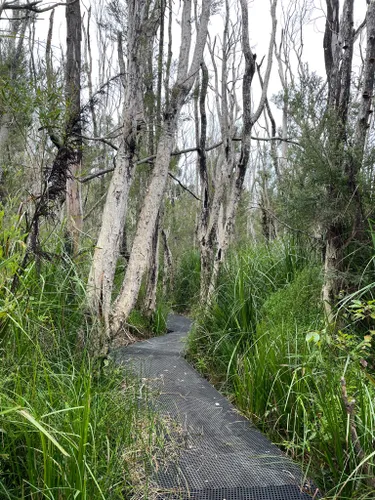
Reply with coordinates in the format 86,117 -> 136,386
112,315 -> 317,500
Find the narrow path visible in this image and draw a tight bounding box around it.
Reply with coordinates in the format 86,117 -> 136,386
113,315 -> 317,500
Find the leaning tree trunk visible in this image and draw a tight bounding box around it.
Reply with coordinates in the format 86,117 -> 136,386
111,0 -> 212,334
111,123 -> 176,331
86,0 -> 148,333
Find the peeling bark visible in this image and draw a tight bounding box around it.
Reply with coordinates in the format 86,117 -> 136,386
144,212 -> 160,318
87,0 -> 150,336
161,228 -> 173,296
204,0 -> 277,297
111,0 -> 212,334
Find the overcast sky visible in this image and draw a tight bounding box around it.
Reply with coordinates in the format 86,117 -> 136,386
24,0 -> 370,138
34,1 -> 368,89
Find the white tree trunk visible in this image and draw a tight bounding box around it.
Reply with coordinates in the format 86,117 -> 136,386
200,0 -> 277,300
162,228 -> 173,296
111,0 -> 212,334
87,143 -> 134,327
66,167 -> 83,253
144,213 -> 160,318
87,0 -> 148,330
111,127 -> 175,331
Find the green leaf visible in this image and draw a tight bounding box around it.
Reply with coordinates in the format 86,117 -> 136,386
0,406 -> 21,416
18,409 -> 70,457
306,331 -> 320,343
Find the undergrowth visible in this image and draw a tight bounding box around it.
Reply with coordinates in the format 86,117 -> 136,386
172,249 -> 200,313
0,254 -> 170,499
188,240 -> 375,499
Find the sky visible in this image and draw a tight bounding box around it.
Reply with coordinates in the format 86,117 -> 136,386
30,1 -> 369,94
1,0 -> 369,143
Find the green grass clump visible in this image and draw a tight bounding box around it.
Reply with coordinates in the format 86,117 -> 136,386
172,249 -> 201,313
188,240 -> 375,499
0,258 -> 168,499
188,240 -> 310,379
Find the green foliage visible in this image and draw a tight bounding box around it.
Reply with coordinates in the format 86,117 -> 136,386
126,300 -> 169,338
188,240 -> 375,498
188,239 -> 311,377
35,83 -> 65,134
0,254 -> 166,499
172,249 -> 201,312
0,74 -> 34,133
152,301 -> 169,335
0,206 -> 27,283
273,70 -> 375,290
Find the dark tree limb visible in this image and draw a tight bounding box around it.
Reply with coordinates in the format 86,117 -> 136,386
168,172 -> 200,201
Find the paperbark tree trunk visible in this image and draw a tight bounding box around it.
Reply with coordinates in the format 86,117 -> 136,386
322,0 -> 375,317
144,212 -> 160,318
196,61 -> 213,301
111,0 -> 212,334
201,0 -> 277,299
87,0 -> 149,334
161,228 -> 173,296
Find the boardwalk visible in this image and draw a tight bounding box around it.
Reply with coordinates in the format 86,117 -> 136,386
113,315 -> 317,500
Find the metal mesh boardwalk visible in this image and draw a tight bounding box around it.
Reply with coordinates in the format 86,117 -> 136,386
113,315 -> 317,500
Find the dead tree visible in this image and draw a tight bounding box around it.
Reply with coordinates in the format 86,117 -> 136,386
198,0 -> 277,300
65,0 -> 82,254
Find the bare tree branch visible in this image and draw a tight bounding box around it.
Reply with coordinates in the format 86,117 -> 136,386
168,172 -> 200,200
75,133 -> 118,150
79,135 -> 300,184
2,0 -> 79,13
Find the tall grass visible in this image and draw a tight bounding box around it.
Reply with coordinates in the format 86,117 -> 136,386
0,256 -> 166,499
172,249 -> 201,313
188,239 -> 310,378
188,240 -> 375,499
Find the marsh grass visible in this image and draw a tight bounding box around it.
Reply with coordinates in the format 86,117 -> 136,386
188,240 -> 375,499
172,249 -> 201,313
0,257 -> 172,499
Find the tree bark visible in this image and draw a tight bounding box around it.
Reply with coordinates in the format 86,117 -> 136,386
205,0 -> 277,297
196,61 -> 212,301
87,0 -> 148,334
321,0 -> 374,317
161,228 -> 173,296
144,212 -> 160,318
111,0 -> 212,334
65,0 -> 82,255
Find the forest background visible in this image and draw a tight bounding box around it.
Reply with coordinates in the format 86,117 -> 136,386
1,0 -> 375,498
